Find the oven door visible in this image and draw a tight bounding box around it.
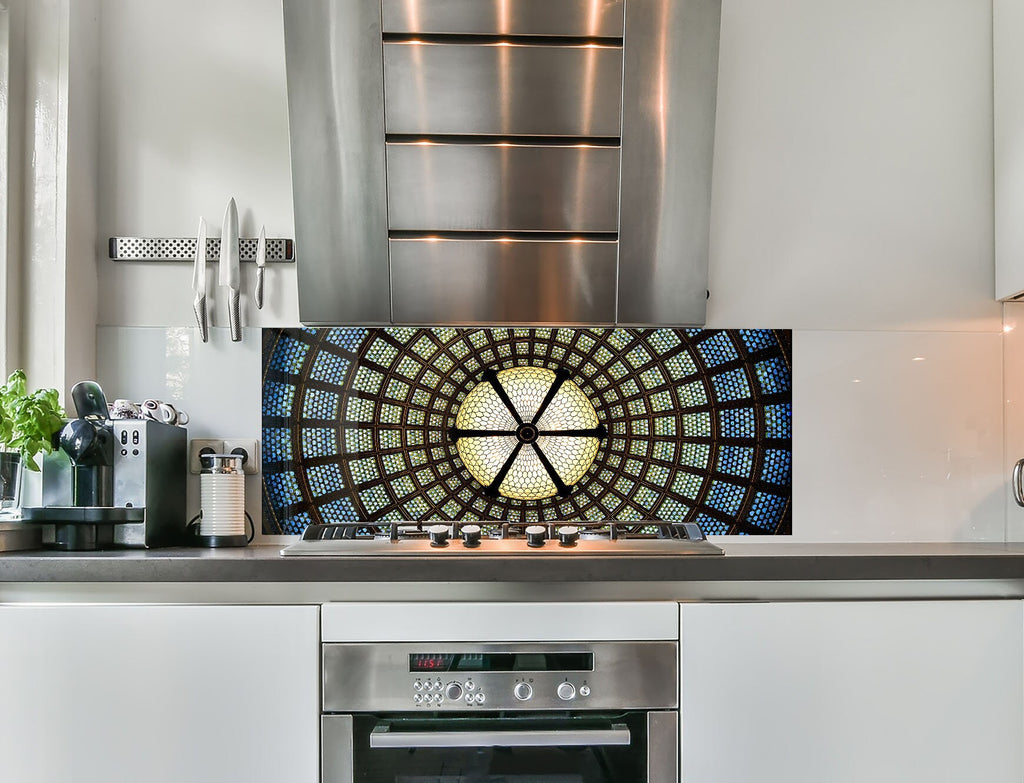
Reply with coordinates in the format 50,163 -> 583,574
323,711 -> 677,783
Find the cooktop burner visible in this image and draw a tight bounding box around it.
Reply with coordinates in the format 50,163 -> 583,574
280,521 -> 724,557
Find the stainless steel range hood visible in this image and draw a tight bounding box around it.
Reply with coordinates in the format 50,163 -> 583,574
284,0 -> 721,326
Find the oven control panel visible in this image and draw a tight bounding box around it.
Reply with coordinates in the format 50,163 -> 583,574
409,675 -> 592,708
322,641 -> 677,713
412,676 -> 496,707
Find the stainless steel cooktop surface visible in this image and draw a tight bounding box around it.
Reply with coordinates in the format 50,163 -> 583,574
280,521 -> 724,557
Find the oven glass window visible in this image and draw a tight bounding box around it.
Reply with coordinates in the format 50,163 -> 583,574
349,713 -> 648,783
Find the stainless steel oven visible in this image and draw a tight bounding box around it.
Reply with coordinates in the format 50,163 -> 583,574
321,641 -> 678,783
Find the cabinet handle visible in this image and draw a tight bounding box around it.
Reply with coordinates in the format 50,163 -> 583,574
1013,458 -> 1024,507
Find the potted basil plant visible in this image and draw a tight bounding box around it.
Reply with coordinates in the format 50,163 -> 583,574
0,370 -> 65,513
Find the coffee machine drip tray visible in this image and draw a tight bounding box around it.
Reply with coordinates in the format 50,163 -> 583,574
21,506 -> 146,551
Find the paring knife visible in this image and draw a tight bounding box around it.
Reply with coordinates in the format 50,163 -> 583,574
192,217 -> 209,342
254,224 -> 266,310
219,197 -> 241,342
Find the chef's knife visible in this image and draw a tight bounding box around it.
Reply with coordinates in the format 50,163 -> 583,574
192,217 -> 209,342
254,224 -> 266,310
219,197 -> 241,342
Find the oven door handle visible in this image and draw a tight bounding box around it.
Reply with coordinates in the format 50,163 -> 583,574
369,723 -> 631,749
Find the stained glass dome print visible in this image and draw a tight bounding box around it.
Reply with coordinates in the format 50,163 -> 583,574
452,367 -> 606,500
262,328 -> 792,535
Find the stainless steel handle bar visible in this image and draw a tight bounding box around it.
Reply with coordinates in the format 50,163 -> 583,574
369,723 -> 631,749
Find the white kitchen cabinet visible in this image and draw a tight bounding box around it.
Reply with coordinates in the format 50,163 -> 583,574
0,604 -> 319,783
679,601 -> 1023,783
996,0 -> 1024,300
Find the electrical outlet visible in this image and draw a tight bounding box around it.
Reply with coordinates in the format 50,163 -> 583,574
223,438 -> 260,475
189,439 -> 224,474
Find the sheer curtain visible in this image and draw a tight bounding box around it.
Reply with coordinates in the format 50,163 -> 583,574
0,0 -> 99,401
0,1 -> 13,379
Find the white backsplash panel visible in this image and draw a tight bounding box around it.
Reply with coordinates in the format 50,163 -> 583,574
262,328 -> 793,536
792,330 -> 1004,542
1002,302 -> 1024,541
93,325 -> 1007,543
96,326 -> 265,530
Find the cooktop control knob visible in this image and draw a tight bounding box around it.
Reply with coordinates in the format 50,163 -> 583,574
557,525 -> 579,546
445,682 -> 463,701
514,682 -> 533,701
556,682 -> 576,701
525,525 -> 547,547
428,524 -> 450,547
461,524 -> 482,548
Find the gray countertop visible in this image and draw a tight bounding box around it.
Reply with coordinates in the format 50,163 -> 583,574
2,541 -> 1023,588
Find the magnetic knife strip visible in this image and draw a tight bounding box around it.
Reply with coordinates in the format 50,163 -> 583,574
108,237 -> 294,263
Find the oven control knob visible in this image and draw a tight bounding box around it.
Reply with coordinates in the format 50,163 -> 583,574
557,525 -> 579,546
579,685 -> 591,697
557,682 -> 576,701
428,524 -> 450,547
514,682 -> 533,701
461,524 -> 482,548
445,682 -> 463,701
525,525 -> 547,547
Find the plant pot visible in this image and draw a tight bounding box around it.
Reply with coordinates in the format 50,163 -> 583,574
0,451 -> 23,515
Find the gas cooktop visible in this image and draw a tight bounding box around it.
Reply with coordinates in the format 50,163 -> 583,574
280,521 -> 724,557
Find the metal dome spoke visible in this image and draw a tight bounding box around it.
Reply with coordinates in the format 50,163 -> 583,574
483,368 -> 524,425
538,424 -> 607,439
530,369 -> 569,425
448,427 -> 513,442
531,443 -> 571,497
485,441 -> 525,497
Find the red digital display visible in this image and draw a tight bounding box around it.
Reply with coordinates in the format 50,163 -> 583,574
410,654 -> 455,672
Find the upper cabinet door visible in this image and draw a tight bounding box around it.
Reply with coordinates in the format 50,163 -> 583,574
996,0 -> 1024,300
284,0 -> 721,327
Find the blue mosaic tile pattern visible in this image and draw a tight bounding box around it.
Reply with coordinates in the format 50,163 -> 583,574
262,329 -> 792,535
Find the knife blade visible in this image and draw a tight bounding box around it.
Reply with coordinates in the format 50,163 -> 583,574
254,224 -> 266,310
219,197 -> 241,342
191,217 -> 209,342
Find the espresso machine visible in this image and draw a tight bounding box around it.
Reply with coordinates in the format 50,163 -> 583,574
22,381 -> 187,550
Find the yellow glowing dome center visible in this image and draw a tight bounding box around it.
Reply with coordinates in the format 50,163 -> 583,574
452,367 -> 603,500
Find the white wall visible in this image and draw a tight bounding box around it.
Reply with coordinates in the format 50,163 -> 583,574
92,0 -> 1005,542
96,0 -> 297,328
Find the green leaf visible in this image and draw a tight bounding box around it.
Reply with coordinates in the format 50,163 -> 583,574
0,370 -> 65,471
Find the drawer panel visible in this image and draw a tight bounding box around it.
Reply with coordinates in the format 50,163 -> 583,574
386,143 -> 621,232
390,239 -> 617,323
382,0 -> 624,37
384,42 -> 623,137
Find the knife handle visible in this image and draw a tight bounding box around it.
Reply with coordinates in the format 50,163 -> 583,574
193,295 -> 209,343
229,289 -> 241,342
254,267 -> 265,310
